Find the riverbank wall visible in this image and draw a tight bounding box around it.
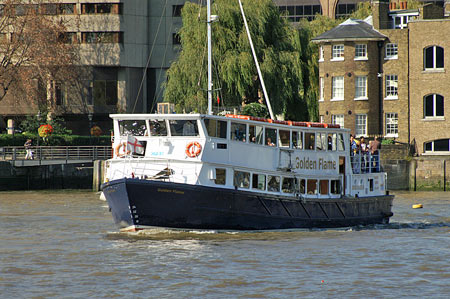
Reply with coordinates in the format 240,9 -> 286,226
0,161 -> 93,191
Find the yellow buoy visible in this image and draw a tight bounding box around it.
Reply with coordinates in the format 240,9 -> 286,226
412,204 -> 423,209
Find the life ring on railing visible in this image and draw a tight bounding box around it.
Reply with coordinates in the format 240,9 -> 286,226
115,142 -> 130,158
186,141 -> 202,158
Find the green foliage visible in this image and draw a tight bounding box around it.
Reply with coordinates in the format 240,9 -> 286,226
164,0 -> 308,120
19,112 -> 72,135
381,139 -> 395,145
242,103 -> 269,118
0,134 -> 110,146
347,2 -> 372,20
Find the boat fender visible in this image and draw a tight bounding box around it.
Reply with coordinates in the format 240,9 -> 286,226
115,142 -> 130,158
412,204 -> 423,209
186,141 -> 202,158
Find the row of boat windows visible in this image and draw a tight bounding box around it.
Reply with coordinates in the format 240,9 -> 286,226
206,119 -> 346,151
118,119 -> 346,151
215,168 -> 342,195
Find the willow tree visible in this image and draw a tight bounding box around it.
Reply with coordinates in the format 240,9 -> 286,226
164,0 -> 308,120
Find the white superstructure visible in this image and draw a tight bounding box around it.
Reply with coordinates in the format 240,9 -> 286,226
105,113 -> 386,199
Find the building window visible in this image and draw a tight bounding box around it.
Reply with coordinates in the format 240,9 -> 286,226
425,139 -> 450,153
319,77 -> 324,101
319,46 -> 324,61
424,94 -> 444,118
93,80 -> 118,106
336,3 -> 356,18
234,171 -> 250,189
279,5 -> 322,22
320,115 -> 324,123
81,32 -> 123,44
52,81 -> 66,106
355,76 -> 367,99
81,3 -> 122,14
331,76 -> 344,100
332,44 -> 344,60
424,46 -> 444,70
385,43 -> 398,59
172,5 -> 183,17
385,75 -> 398,99
172,33 -> 181,45
332,114 -> 344,127
385,113 -> 398,137
355,114 -> 367,137
355,44 -> 367,59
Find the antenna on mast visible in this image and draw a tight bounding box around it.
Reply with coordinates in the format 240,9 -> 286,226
238,0 -> 275,120
207,0 -> 214,115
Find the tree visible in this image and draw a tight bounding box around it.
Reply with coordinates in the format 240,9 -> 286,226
164,0 -> 308,121
0,0 -> 79,112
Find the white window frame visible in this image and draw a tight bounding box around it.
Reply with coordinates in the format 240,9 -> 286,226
319,77 -> 324,101
385,113 -> 398,137
319,46 -> 324,62
331,76 -> 344,101
424,139 -> 450,154
355,114 -> 367,137
424,94 -> 444,119
354,44 -> 367,60
385,43 -> 398,60
354,76 -> 367,100
331,44 -> 344,61
320,115 -> 324,123
385,74 -> 398,100
424,46 -> 444,70
332,114 -> 344,128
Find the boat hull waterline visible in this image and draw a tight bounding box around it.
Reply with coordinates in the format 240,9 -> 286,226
102,178 -> 394,232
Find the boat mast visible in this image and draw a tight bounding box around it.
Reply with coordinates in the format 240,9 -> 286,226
207,0 -> 213,115
238,0 -> 275,120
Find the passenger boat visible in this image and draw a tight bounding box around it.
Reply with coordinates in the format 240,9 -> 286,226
101,0 -> 393,232
101,113 -> 393,231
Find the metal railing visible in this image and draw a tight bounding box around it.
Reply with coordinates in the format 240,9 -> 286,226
0,146 -> 112,162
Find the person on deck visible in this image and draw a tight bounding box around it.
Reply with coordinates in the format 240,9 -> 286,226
369,137 -> 381,172
24,139 -> 33,160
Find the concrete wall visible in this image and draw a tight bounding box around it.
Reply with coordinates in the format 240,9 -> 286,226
0,162 -> 93,191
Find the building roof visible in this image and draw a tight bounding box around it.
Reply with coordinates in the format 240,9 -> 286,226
312,18 -> 387,43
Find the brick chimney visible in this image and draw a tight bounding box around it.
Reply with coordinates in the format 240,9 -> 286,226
372,0 -> 390,30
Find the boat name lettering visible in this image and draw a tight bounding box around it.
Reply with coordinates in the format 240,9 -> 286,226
157,188 -> 185,195
294,157 -> 336,170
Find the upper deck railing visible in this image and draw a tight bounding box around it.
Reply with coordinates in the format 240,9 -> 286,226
0,146 -> 112,166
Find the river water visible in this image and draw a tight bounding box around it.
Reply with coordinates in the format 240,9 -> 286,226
0,191 -> 449,298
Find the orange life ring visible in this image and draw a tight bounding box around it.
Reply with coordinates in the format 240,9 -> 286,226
186,141 -> 202,158
115,142 -> 130,158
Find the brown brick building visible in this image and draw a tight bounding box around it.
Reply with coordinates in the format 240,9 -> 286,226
313,0 -> 450,155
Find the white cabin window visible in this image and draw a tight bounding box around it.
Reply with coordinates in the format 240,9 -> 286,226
265,128 -> 277,147
331,180 -> 341,194
149,120 -> 167,136
316,133 -> 327,151
305,133 -> 315,150
234,171 -> 250,189
169,120 -> 199,136
328,133 -> 336,151
320,180 -> 329,195
299,179 -> 306,194
215,168 -> 226,185
292,131 -> 303,149
337,133 -> 345,151
205,119 -> 227,138
252,173 -> 266,190
231,122 -> 247,142
279,130 -> 290,147
119,120 -> 147,136
307,179 -> 318,195
249,125 -> 264,144
282,177 -> 295,194
268,176 -> 280,192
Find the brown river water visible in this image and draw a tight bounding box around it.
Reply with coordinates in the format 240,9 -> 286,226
0,191 -> 449,298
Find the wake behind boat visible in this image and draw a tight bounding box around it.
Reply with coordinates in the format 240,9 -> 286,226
101,113 -> 393,232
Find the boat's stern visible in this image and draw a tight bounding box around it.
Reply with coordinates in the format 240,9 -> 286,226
101,178 -> 135,230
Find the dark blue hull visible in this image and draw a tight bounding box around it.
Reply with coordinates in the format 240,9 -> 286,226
101,178 -> 394,231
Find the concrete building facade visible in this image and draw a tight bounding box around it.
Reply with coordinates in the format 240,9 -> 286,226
313,0 -> 450,155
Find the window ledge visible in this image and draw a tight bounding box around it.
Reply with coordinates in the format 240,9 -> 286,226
330,98 -> 344,102
422,117 -> 445,121
384,96 -> 398,100
318,59 -> 324,62
422,152 -> 450,156
354,97 -> 368,101
354,57 -> 368,61
384,134 -> 399,138
331,58 -> 344,62
319,98 -> 324,102
384,56 -> 398,60
422,68 -> 445,74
